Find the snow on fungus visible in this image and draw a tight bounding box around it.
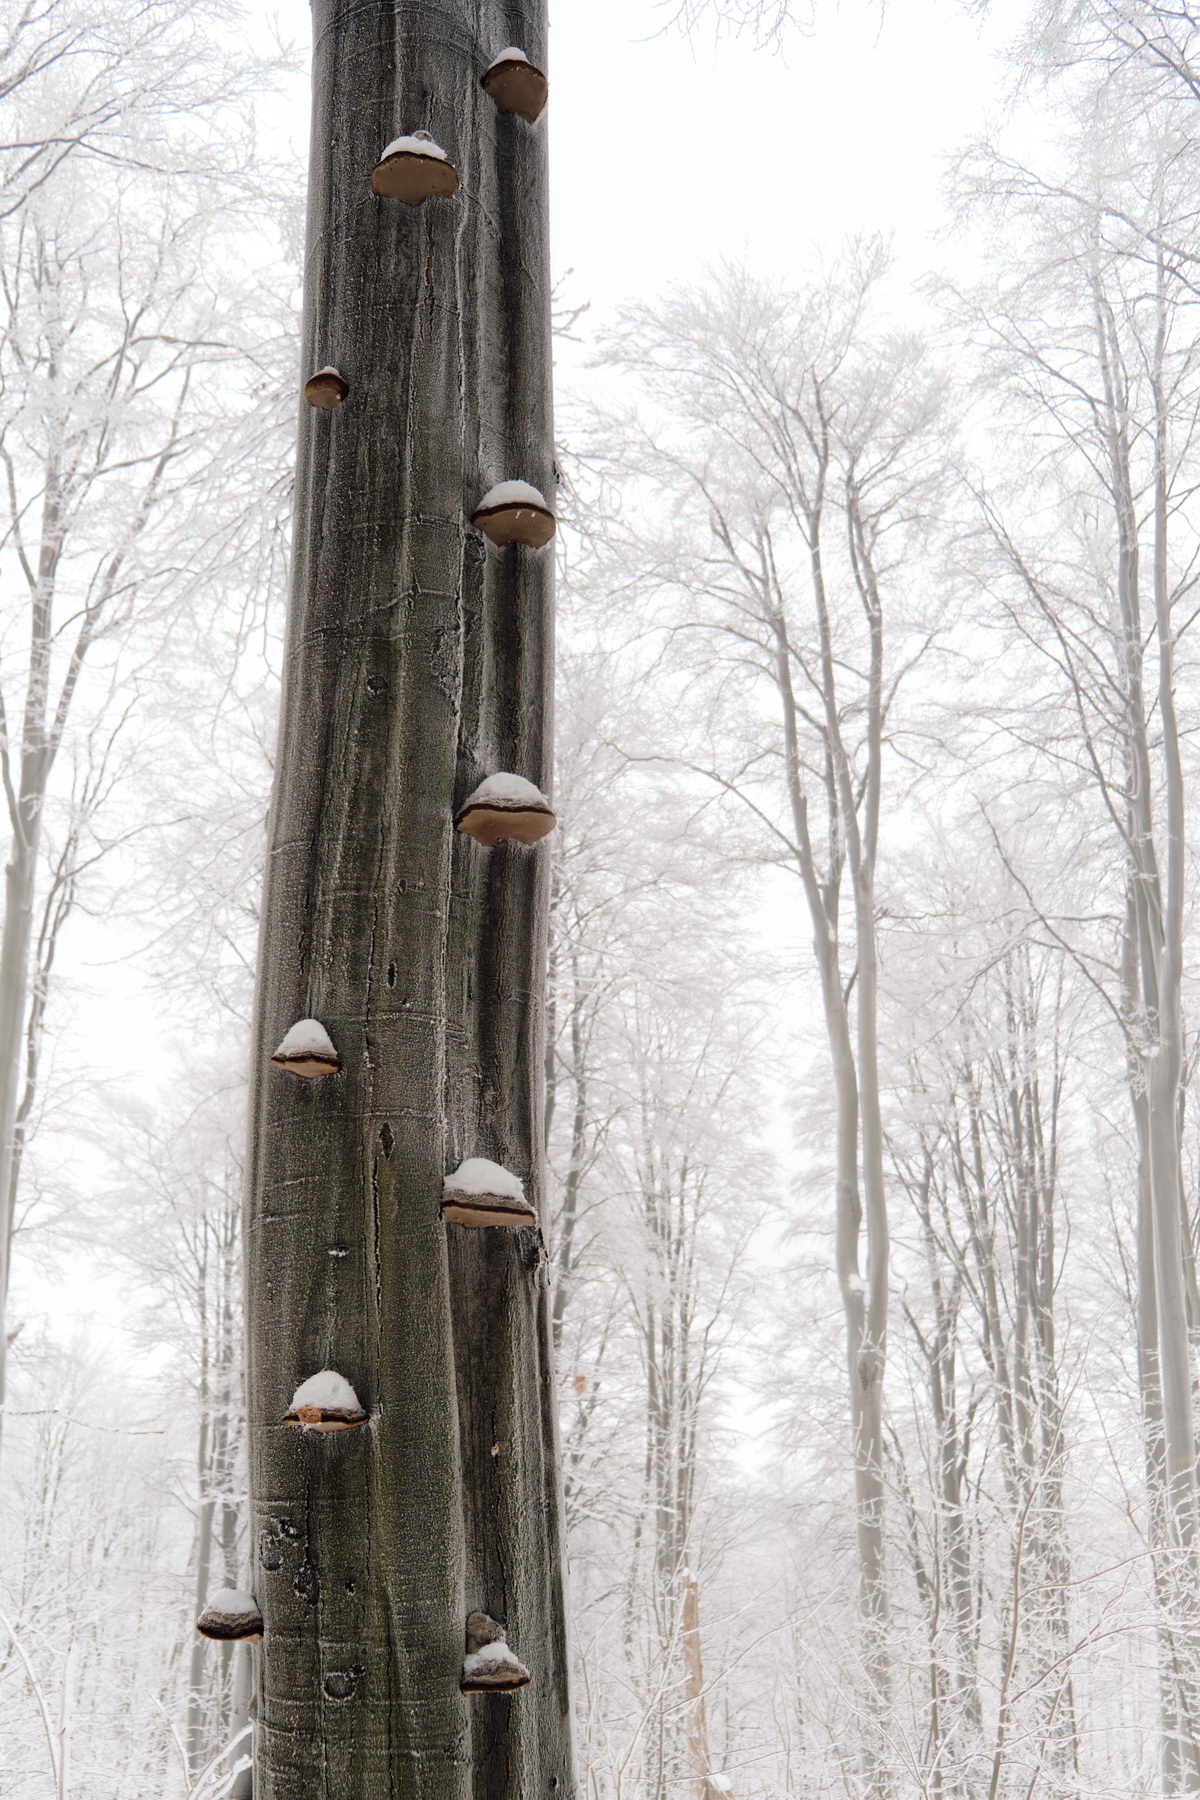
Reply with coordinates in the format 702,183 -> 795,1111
461,1642 -> 530,1692
196,1588 -> 263,1643
461,1613 -> 531,1693
482,47 -> 548,123
470,480 -> 556,550
479,479 -> 547,509
372,130 -> 460,204
380,132 -> 448,162
454,772 -> 557,848
304,366 -> 349,410
271,1017 -> 340,1079
442,1157 -> 536,1229
282,1369 -> 368,1433
446,1157 -> 525,1200
467,772 -> 548,808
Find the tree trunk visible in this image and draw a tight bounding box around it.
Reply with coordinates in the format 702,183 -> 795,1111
681,1573 -> 721,1800
0,829 -> 39,1441
243,5 -> 573,1797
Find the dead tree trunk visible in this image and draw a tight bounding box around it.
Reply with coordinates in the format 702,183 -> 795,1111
243,5 -> 573,1796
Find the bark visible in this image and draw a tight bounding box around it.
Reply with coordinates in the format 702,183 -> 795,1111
1094,246 -> 1200,1789
0,830 -> 39,1435
778,484 -> 891,1792
230,1644 -> 255,1800
187,1385 -> 216,1772
243,5 -> 573,1798
550,950 -> 589,1352
902,1156 -> 980,1791
680,1574 -> 721,1800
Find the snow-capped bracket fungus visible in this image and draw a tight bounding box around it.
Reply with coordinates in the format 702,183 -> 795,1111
271,1017 -> 340,1078
371,130 -> 460,204
282,1370 -> 368,1433
460,1612 -> 532,1694
442,1157 -> 537,1229
196,1589 -> 264,1643
455,773 -> 557,847
470,479 -> 556,548
481,47 -> 549,123
303,366 -> 349,409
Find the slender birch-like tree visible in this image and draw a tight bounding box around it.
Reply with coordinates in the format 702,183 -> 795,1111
243,4 -> 574,1795
957,95 -> 1200,1789
599,255 -> 948,1797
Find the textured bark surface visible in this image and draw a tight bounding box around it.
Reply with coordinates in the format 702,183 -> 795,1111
243,4 -> 571,1795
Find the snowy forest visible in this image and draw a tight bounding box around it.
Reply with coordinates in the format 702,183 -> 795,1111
5,0 -> 1200,1796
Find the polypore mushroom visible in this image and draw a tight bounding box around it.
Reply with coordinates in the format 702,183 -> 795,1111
454,773 -> 556,847
460,1612 -> 531,1694
304,366 -> 349,409
270,1018 -> 340,1079
470,480 -> 556,549
481,47 -> 549,123
282,1370 -> 368,1433
371,131 -> 460,204
196,1589 -> 263,1643
442,1157 -> 536,1229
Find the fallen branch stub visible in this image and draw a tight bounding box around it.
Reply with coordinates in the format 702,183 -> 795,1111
281,1370 -> 368,1433
196,1589 -> 264,1644
470,479 -> 556,548
371,131 -> 460,204
304,366 -> 349,409
270,1018 -> 341,1079
455,772 -> 556,847
461,1611 -> 532,1694
442,1157 -> 536,1229
482,47 -> 549,123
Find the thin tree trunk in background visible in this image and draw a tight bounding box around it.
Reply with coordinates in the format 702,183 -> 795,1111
681,1573 -> 721,1800
229,1643 -> 254,1800
243,3 -> 573,1796
551,957 -> 589,1351
776,505 -> 891,1795
187,1366 -> 215,1774
1147,255 -> 1200,1790
0,486 -> 61,1446
0,830 -> 38,1445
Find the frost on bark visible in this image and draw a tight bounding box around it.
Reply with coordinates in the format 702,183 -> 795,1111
242,4 -> 573,1796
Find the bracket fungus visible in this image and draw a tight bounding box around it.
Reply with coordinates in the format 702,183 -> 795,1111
271,1018 -> 340,1079
455,773 -> 556,847
196,1589 -> 263,1643
443,1157 -> 536,1229
481,47 -> 549,123
461,1612 -> 531,1694
282,1370 -> 368,1433
372,131 -> 460,204
304,366 -> 349,409
471,479 -> 556,548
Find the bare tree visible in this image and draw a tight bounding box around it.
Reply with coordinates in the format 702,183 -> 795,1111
886,907 -> 1083,1795
0,0 -> 286,219
0,149 -> 289,1447
955,91 -> 1200,1789
661,0 -> 812,43
593,247 -> 950,1797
